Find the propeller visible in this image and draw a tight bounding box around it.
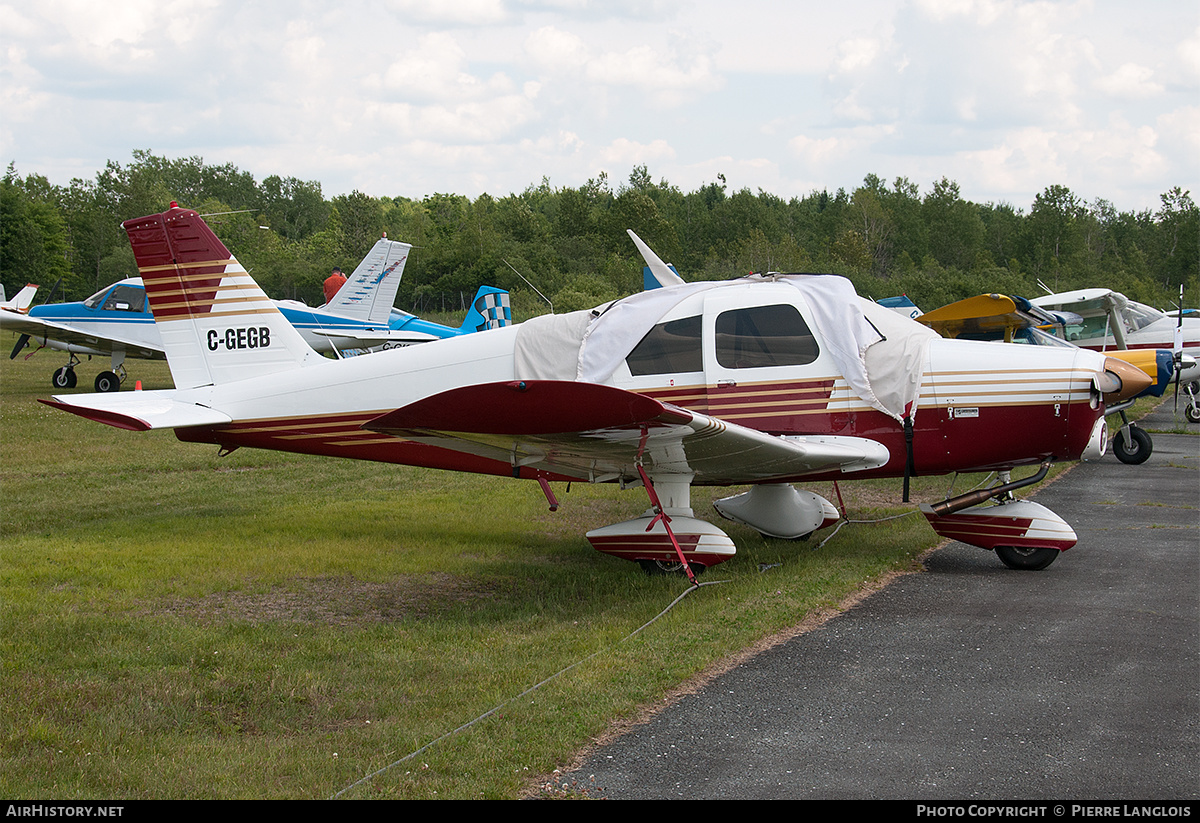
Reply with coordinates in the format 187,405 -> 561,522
1173,285 -> 1183,413
7,277 -> 62,359
39,277 -> 62,307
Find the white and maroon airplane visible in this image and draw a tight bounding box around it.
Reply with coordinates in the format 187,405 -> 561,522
43,205 -> 1151,579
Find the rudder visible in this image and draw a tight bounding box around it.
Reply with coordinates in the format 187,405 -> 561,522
123,204 -> 321,389
460,286 -> 512,333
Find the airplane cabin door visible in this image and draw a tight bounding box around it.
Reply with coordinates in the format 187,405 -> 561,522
701,285 -> 848,435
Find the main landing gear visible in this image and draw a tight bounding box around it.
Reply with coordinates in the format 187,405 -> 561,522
52,364 -> 78,388
48,354 -> 127,393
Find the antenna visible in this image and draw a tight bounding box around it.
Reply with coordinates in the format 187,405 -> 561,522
503,260 -> 553,314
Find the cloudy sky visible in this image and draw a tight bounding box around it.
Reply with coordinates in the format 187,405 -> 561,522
2,0 -> 1197,212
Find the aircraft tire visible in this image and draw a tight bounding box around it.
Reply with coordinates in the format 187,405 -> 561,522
52,367 -> 77,389
1185,404 -> 1200,424
638,559 -> 706,577
94,371 -> 121,393
1112,426 -> 1152,465
995,546 -> 1059,571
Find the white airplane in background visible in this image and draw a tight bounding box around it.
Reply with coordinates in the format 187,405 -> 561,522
44,205 -> 1151,578
1031,288 -> 1200,423
1031,288 -> 1200,354
0,284 -> 38,313
2,230 -> 508,391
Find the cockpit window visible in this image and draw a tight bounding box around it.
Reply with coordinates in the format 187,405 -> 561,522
626,315 -> 702,375
715,304 -> 819,369
1122,303 -> 1163,332
86,284 -> 146,312
83,287 -> 110,309
1014,327 -> 1075,348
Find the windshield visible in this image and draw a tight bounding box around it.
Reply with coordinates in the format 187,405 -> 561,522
82,286 -> 112,309
1121,302 -> 1164,332
1012,326 -> 1076,348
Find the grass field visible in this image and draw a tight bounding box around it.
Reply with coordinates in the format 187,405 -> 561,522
0,351 -> 1112,799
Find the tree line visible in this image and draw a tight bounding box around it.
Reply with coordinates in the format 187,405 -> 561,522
2,150 -> 1196,321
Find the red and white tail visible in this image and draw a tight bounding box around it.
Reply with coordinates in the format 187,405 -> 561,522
123,204 -> 321,389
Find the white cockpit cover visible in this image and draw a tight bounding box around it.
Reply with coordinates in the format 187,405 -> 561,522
513,275 -> 934,424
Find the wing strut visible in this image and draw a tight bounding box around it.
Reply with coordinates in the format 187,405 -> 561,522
635,462 -> 699,588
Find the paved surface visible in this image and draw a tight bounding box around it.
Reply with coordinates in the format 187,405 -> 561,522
564,407 -> 1199,799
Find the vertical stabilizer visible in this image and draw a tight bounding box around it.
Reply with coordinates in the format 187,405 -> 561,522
627,229 -> 686,289
123,204 -> 322,389
325,237 -> 412,324
460,286 -> 512,332
0,284 -> 38,312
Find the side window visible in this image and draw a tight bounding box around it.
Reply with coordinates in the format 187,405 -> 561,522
626,315 -> 702,376
102,285 -> 147,313
715,304 -> 819,369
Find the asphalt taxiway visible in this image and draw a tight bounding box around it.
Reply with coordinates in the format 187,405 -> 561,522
562,405 -> 1199,799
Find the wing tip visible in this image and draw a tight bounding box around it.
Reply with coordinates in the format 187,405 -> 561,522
39,398 -> 152,431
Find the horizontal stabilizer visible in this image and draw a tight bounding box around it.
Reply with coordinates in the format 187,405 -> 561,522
309,328 -> 440,345
40,393 -> 231,432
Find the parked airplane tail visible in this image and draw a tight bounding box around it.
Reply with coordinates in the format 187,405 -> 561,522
123,204 -> 322,389
460,286 -> 512,333
0,283 -> 38,313
324,237 -> 412,324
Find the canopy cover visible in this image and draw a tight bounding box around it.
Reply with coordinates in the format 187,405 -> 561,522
514,275 -> 935,424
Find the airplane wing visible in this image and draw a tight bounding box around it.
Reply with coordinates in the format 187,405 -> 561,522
363,380 -> 890,485
917,294 -> 1020,338
40,392 -> 232,431
0,308 -> 165,359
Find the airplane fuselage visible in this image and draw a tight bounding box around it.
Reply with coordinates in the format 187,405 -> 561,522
169,282 -> 1109,485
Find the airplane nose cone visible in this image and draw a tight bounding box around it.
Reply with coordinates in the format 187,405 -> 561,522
1101,356 -> 1154,404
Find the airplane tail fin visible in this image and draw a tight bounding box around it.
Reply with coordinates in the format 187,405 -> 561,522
627,229 -> 686,290
123,204 -> 322,390
324,237 -> 412,324
0,284 -> 38,312
460,286 -> 512,333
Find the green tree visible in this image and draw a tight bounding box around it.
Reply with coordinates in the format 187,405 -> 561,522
1,166 -> 73,298
923,177 -> 984,272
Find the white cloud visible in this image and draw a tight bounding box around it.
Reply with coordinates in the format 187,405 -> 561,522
524,26 -> 592,73
834,38 -> 883,74
1095,63 -> 1164,99
382,0 -> 511,26
378,32 -> 517,102
0,0 -> 1193,211
1180,27 -> 1200,81
597,137 -> 676,169
522,24 -> 721,106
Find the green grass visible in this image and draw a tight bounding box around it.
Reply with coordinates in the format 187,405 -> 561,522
0,353 -> 1065,799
